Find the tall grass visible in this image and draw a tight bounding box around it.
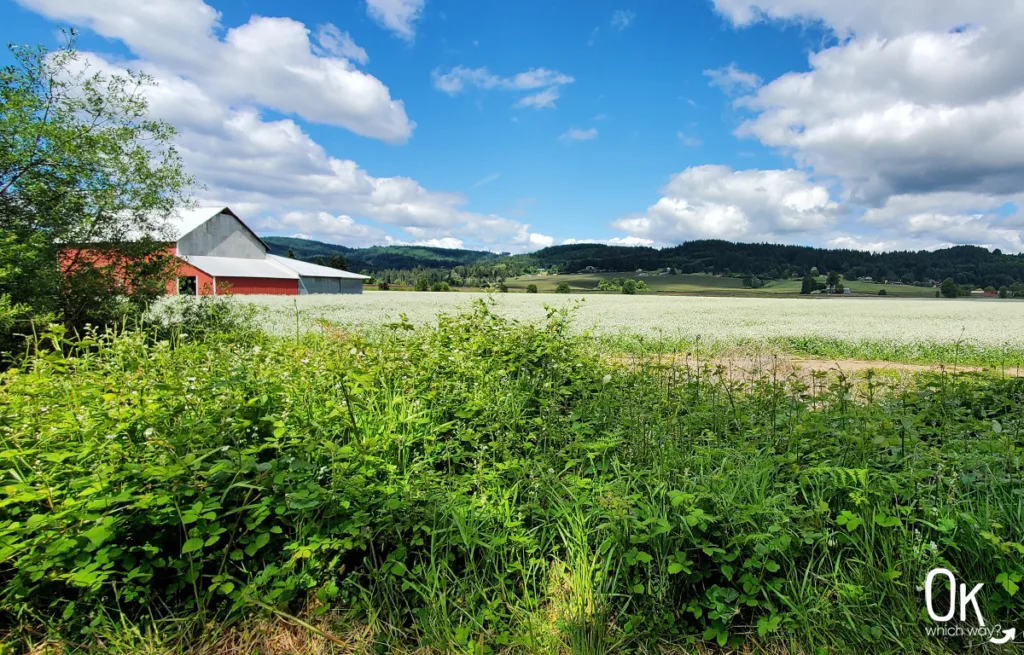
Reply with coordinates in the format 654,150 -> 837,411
1,300 -> 1022,654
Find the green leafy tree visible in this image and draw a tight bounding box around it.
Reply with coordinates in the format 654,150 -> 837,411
878,289 -> 887,296
555,282 -> 570,293
621,279 -> 638,294
327,254 -> 348,271
526,284 -> 538,293
414,278 -> 429,292
800,275 -> 814,295
810,267 -> 819,277
1,35 -> 192,351
826,271 -> 841,289
999,286 -> 1009,299
940,277 -> 959,298
286,249 -> 296,259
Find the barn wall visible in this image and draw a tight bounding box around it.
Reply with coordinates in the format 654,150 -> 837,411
60,246 -> 216,296
216,277 -> 298,295
299,277 -> 364,294
172,259 -> 215,295
177,212 -> 265,259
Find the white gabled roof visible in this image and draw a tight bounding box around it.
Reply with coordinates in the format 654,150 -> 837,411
268,254 -> 370,279
162,207 -> 227,240
178,255 -> 299,279
161,206 -> 270,250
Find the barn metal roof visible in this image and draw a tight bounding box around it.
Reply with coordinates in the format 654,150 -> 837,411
268,255 -> 371,279
178,255 -> 299,279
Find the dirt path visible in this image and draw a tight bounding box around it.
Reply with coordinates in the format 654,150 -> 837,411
609,352 -> 1023,380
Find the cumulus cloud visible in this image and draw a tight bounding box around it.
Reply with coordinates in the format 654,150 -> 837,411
697,0 -> 1024,251
562,236 -> 657,247
612,165 -> 837,242
560,128 -> 598,142
366,0 -> 425,41
710,0 -> 1021,39
433,66 -> 574,109
17,0 -> 414,143
26,12 -> 550,252
315,24 -> 368,64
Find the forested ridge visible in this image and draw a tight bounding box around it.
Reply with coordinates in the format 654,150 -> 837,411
265,236 -> 1024,289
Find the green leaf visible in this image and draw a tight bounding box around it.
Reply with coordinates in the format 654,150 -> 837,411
997,572 -> 1019,596
84,524 -> 112,548
245,532 -> 271,556
182,537 -> 204,554
668,562 -> 685,574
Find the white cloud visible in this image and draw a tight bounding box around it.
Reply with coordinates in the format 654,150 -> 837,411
472,173 -> 501,188
269,211 -> 387,247
366,0 -> 425,41
704,63 -> 761,94
710,0 -> 1021,39
560,128 -> 599,142
611,10 -> 636,31
52,48 -> 549,253
386,236 -> 466,249
700,0 -> 1024,251
432,66 -> 574,109
562,236 -> 657,247
516,88 -> 563,109
612,165 -> 837,242
677,131 -> 702,147
858,192 -> 1024,252
17,0 -> 413,143
315,24 -> 368,65
587,27 -> 600,47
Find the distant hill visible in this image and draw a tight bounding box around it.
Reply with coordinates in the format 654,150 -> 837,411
262,236 -> 501,271
262,236 -> 1024,289
517,241 -> 1024,288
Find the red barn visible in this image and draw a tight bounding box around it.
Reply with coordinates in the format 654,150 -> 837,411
64,207 -> 368,296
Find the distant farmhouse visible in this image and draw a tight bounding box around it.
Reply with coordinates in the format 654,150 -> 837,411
63,207 -> 368,296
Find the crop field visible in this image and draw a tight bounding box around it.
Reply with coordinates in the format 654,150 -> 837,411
4,299 -> 1024,655
506,272 -> 939,297
235,293 -> 1024,365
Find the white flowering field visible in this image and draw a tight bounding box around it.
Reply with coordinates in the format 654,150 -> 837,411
234,292 -> 1024,351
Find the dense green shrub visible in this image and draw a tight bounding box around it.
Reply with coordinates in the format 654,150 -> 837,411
555,282 -> 571,293
2,301 -> 1023,653
526,284 -> 538,293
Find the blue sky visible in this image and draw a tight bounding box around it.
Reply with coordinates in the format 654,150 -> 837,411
5,0 -> 1024,253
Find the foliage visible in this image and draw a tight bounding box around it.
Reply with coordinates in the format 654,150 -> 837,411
146,295 -> 262,344
940,278 -> 959,298
555,282 -> 571,293
414,278 -> 430,292
2,302 -> 1024,654
263,237 -> 1024,293
879,289 -> 887,296
596,277 -> 651,294
377,281 -> 390,291
800,275 -> 814,295
0,36 -> 191,352
430,281 -> 451,292
526,284 -> 538,294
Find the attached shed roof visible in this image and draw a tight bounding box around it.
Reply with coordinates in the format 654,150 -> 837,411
178,255 -> 299,279
162,207 -> 270,251
268,255 -> 370,279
